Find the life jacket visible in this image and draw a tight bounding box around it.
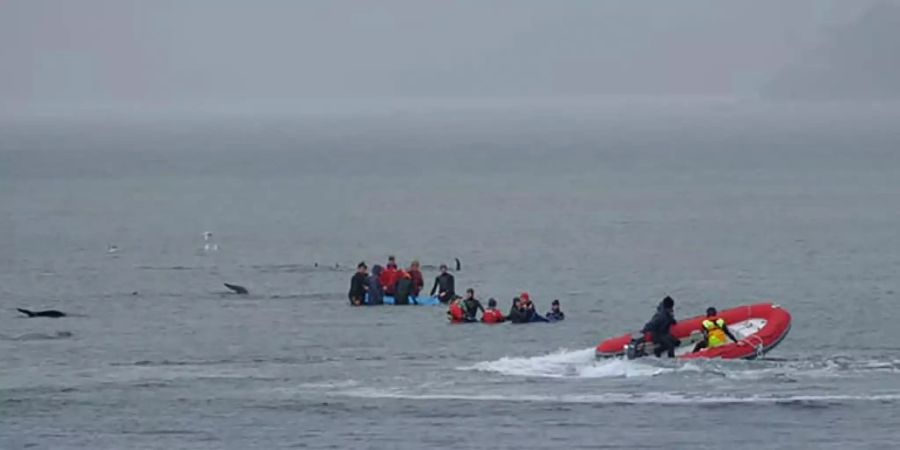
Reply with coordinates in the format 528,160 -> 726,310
702,317 -> 728,347
482,309 -> 504,324
380,267 -> 399,294
448,303 -> 465,322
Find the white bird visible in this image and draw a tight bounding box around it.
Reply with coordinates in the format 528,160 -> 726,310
202,232 -> 219,251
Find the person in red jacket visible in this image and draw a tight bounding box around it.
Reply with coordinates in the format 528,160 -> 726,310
380,258 -> 400,296
408,260 -> 425,297
447,298 -> 466,323
481,298 -> 505,324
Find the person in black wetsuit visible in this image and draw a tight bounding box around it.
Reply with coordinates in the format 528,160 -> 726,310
545,299 -> 565,322
508,297 -> 527,324
519,292 -> 548,323
348,262 -> 368,306
430,264 -> 456,303
642,296 -> 680,357
461,288 -> 485,322
367,265 -> 384,305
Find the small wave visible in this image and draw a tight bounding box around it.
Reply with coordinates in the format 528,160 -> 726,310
250,263 -> 350,273
112,356 -> 328,367
117,428 -> 218,441
131,430 -> 210,436
296,380 -> 360,390
335,387 -> 900,406
722,357 -> 900,381
129,359 -> 231,367
251,264 -> 316,274
136,265 -> 198,271
268,292 -> 342,301
0,331 -> 73,341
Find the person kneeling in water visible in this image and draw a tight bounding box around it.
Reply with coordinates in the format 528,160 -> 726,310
545,299 -> 565,322
461,288 -> 485,322
693,307 -> 739,352
481,298 -> 505,324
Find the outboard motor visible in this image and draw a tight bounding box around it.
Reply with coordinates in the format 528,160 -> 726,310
625,332 -> 647,360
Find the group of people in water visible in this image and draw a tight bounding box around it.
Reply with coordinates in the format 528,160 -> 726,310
347,256 -> 564,324
447,290 -> 565,324
348,256 -> 455,305
349,257 -> 740,350
636,295 -> 738,358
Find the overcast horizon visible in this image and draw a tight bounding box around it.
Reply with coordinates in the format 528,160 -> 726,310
2,1 -> 898,116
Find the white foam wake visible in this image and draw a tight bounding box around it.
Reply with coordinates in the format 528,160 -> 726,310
460,348 -> 900,380
459,348 -> 691,379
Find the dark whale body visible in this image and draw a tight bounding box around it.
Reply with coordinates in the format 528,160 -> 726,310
17,308 -> 67,318
224,283 -> 249,295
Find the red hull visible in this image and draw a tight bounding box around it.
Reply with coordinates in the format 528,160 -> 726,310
595,303 -> 791,360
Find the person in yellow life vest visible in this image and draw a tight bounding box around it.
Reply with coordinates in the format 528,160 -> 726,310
693,307 -> 740,353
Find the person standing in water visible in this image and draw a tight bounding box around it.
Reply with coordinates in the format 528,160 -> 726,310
408,260 -> 425,297
380,257 -> 400,297
461,288 -> 485,322
367,265 -> 384,305
430,264 -> 456,303
348,262 -> 369,306
394,271 -> 414,305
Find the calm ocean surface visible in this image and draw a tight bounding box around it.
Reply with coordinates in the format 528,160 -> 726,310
2,102 -> 900,449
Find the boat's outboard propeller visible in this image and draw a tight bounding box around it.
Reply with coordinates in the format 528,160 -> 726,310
625,332 -> 647,360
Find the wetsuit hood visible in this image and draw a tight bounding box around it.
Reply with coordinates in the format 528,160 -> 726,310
643,301 -> 677,335
656,299 -> 674,314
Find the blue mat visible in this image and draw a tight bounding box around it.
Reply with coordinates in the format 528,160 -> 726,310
367,295 -> 442,306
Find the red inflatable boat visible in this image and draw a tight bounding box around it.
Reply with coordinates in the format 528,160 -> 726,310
595,303 -> 791,360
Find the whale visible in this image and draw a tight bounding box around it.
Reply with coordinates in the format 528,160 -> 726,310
224,283 -> 249,295
17,308 -> 67,318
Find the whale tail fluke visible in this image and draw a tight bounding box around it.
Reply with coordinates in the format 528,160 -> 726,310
17,308 -> 36,317
224,283 -> 249,295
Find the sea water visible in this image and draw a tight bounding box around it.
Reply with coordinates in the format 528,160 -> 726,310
2,101 -> 900,449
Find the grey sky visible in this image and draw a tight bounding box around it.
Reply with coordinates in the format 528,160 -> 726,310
0,1 -> 879,112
